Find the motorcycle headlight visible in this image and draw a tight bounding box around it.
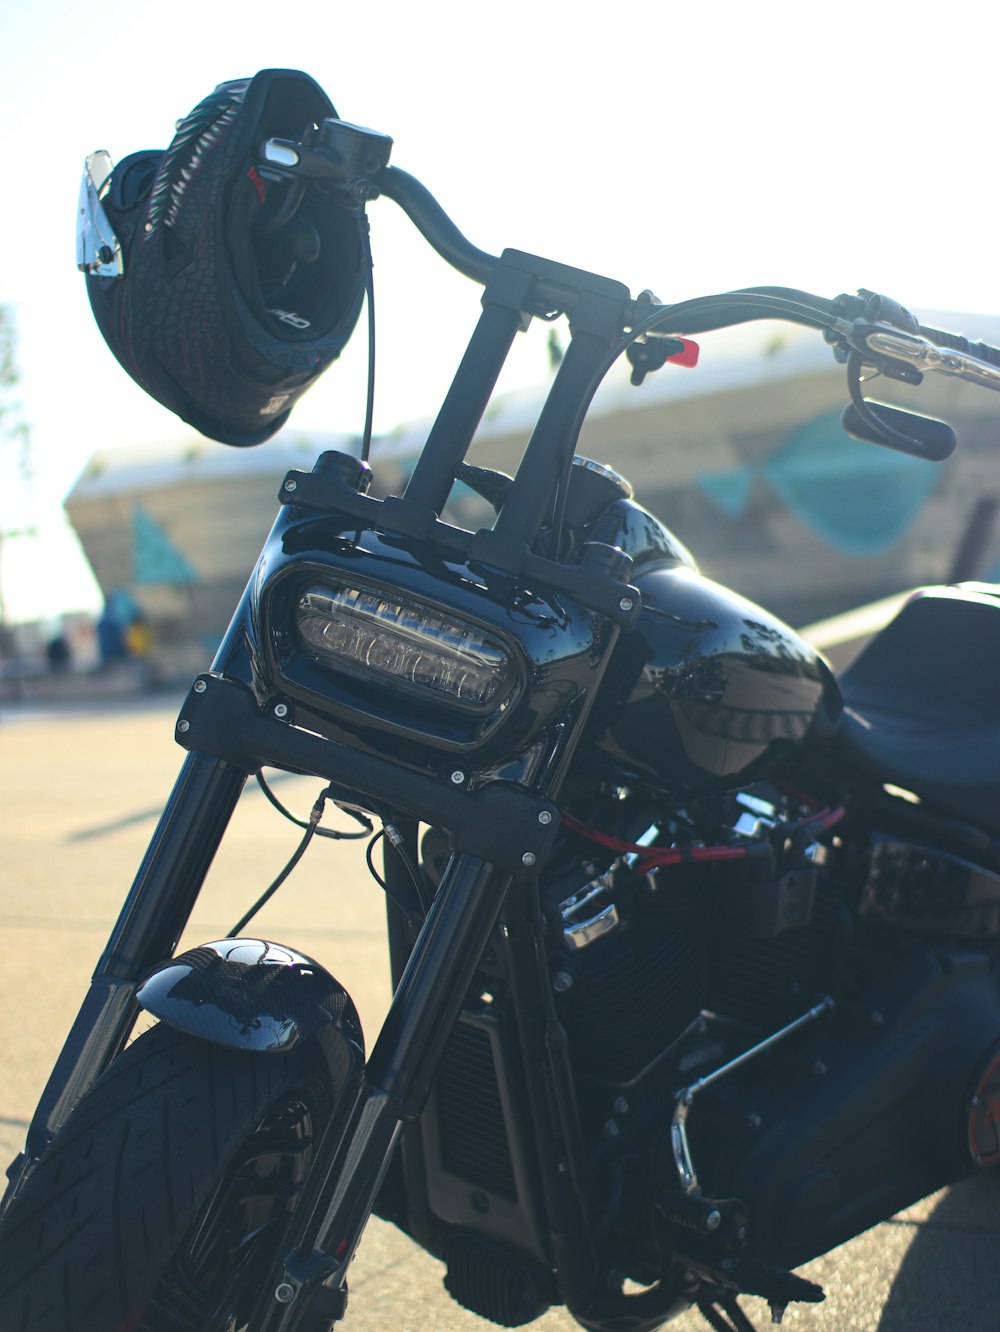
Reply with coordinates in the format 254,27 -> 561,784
295,582 -> 518,713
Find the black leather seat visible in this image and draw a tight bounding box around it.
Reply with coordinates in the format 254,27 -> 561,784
832,585 -> 1000,834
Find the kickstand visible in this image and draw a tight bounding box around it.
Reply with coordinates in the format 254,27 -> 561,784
697,1296 -> 759,1332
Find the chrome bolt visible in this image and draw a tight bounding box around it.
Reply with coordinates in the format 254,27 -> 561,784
602,1119 -> 620,1139
273,703 -> 289,719
538,810 -> 553,825
705,1209 -> 722,1232
619,597 -> 634,612
521,852 -> 537,868
283,479 -> 298,492
552,971 -> 574,992
450,770 -> 465,785
177,719 -> 190,733
193,679 -> 207,693
274,1283 -> 296,1304
613,1096 -> 630,1115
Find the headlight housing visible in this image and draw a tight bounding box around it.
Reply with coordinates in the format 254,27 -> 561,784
295,582 -> 518,715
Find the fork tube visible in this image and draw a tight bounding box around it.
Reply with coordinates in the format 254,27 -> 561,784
23,751 -> 246,1158
258,852 -> 511,1332
367,853 -> 511,1109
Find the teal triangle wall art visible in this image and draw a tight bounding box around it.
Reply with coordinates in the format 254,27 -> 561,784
762,409 -> 941,555
132,502 -> 198,585
696,467 -> 756,519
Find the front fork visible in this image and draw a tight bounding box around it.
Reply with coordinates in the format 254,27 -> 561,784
8,749 -> 247,1189
6,714 -> 516,1331
253,850 -> 513,1332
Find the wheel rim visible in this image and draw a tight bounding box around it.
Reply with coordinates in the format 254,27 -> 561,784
140,1083 -> 324,1332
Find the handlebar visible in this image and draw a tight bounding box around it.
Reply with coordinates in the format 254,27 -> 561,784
261,118 -> 1000,468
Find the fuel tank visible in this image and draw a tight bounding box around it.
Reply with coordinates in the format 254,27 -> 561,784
588,500 -> 842,793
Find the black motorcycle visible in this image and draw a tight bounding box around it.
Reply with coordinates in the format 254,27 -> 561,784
4,70 -> 1000,1332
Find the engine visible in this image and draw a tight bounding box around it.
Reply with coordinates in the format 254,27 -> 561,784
411,788 -> 1000,1326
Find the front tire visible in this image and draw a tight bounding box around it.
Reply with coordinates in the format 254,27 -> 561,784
0,1022 -> 343,1331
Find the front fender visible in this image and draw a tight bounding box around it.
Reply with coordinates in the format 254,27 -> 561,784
136,938 -> 364,1056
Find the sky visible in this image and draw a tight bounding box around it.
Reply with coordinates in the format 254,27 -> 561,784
2,0 -> 1000,624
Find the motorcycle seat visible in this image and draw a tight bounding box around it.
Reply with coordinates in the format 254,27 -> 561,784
831,584 -> 1000,834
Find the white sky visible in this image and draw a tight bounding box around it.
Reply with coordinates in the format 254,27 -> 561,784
2,0 -> 999,623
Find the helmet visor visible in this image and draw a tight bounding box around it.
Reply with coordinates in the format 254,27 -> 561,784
76,151 -> 123,278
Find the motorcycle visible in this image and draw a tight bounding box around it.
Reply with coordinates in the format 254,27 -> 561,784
3,68 -> 1000,1332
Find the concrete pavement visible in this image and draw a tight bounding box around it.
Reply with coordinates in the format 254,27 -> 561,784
1,695 -> 998,1331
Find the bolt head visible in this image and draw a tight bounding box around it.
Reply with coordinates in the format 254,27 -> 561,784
177,719 -> 190,733
619,596 -> 634,612
193,679 -> 207,694
274,1283 -> 296,1304
705,1209 -> 722,1232
602,1119 -> 620,1139
450,770 -> 465,785
521,851 -> 537,867
538,809 -> 553,825
552,970 -> 574,993
273,703 -> 289,719
283,479 -> 298,492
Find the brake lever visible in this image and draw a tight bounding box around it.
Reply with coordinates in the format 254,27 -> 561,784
861,326 -> 1000,393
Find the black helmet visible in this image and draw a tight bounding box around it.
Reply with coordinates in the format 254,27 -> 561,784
78,69 -> 367,446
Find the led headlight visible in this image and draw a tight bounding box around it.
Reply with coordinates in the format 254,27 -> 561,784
295,583 -> 517,712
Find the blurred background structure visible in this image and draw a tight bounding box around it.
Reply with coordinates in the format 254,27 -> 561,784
3,312 -> 995,695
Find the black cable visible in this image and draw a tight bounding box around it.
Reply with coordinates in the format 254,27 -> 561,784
365,822 -> 432,920
384,822 -> 431,915
365,828 -> 417,921
226,793 -> 326,937
255,771 -> 372,839
365,827 -> 388,886
360,214 -> 376,465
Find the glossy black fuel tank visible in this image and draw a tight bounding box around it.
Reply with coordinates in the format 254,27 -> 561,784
591,560 -> 841,794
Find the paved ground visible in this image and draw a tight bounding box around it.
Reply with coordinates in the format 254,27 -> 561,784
1,694 -> 999,1331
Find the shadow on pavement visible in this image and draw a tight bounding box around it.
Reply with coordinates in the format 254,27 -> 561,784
878,1175 -> 1000,1331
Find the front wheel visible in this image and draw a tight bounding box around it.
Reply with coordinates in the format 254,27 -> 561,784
0,1022 -> 343,1331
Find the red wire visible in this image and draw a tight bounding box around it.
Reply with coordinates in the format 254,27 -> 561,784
559,805 -> 845,872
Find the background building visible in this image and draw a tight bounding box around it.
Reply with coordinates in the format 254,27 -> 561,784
64,318 -> 1000,682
